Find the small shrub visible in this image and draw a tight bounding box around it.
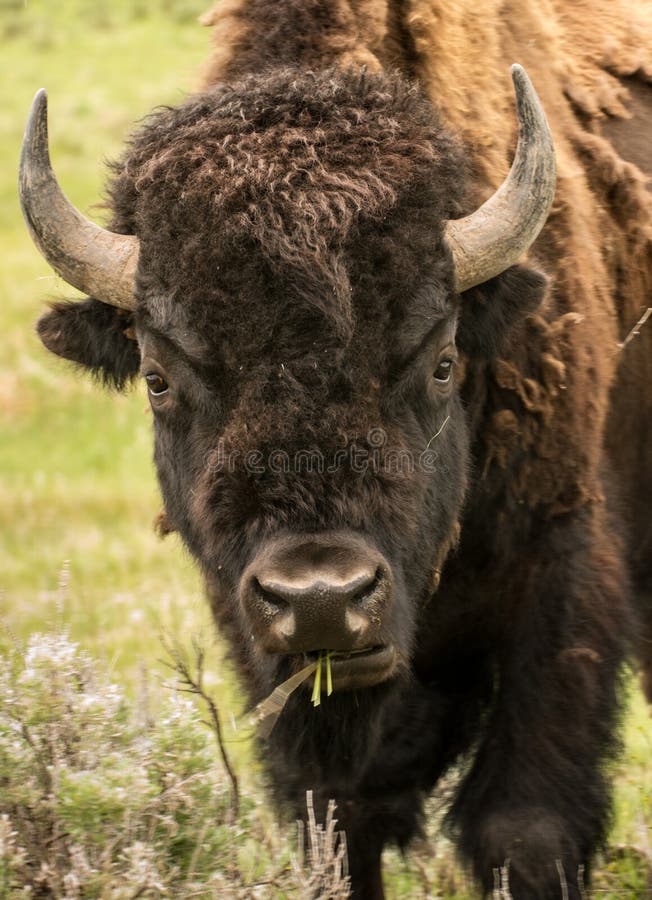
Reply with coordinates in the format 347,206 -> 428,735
0,630 -> 350,898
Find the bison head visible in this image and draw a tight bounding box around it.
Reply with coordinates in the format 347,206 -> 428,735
20,66 -> 554,702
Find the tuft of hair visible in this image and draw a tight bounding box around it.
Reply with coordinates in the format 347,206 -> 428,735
36,298 -> 141,391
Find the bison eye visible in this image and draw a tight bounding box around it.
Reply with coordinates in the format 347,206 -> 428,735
145,372 -> 169,396
433,358 -> 454,384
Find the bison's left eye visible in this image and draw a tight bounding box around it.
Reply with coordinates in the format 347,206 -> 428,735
433,358 -> 454,384
145,372 -> 169,396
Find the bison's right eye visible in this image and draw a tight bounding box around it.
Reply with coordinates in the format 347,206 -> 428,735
145,372 -> 169,397
433,358 -> 454,384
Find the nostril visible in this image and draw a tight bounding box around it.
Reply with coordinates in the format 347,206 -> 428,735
250,579 -> 297,643
255,577 -> 295,606
350,567 -> 383,606
253,578 -> 289,614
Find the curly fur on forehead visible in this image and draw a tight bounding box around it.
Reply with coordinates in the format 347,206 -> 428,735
108,66 -> 465,327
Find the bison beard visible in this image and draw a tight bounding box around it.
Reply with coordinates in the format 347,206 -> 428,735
21,2 -> 652,898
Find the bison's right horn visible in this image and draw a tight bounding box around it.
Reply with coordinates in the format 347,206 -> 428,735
445,65 -> 556,293
19,89 -> 139,310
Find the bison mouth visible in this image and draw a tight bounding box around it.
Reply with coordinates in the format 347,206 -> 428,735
303,644 -> 396,691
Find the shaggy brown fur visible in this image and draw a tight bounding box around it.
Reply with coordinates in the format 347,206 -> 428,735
33,2 -> 652,898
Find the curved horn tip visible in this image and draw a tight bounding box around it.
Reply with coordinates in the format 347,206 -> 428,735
445,63 -> 556,293
510,63 -> 526,84
33,87 -> 48,106
509,65 -> 552,138
19,87 -> 139,310
509,64 -> 540,114
21,89 -> 50,187
510,63 -> 539,98
25,89 -> 48,137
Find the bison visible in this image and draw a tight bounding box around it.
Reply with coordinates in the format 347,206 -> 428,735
19,1 -> 652,897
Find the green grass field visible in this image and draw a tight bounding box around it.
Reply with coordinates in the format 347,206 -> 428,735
1,0 -> 214,680
1,2 -> 650,896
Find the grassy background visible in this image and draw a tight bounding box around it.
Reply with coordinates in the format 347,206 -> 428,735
1,2 -> 650,895
1,0 -> 211,679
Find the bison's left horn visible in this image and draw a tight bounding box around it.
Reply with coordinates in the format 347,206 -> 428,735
445,65 -> 556,293
19,90 -> 139,310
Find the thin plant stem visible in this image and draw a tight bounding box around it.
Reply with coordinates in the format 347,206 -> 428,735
326,650 -> 333,696
312,652 -> 322,706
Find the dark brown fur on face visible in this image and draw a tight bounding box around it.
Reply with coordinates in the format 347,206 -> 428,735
107,66 -> 474,705
32,1 -> 652,898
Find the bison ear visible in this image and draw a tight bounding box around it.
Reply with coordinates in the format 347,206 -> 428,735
456,264 -> 548,359
36,298 -> 141,390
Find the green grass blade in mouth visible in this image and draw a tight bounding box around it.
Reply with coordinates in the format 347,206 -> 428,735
311,651 -> 323,706
326,650 -> 333,696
